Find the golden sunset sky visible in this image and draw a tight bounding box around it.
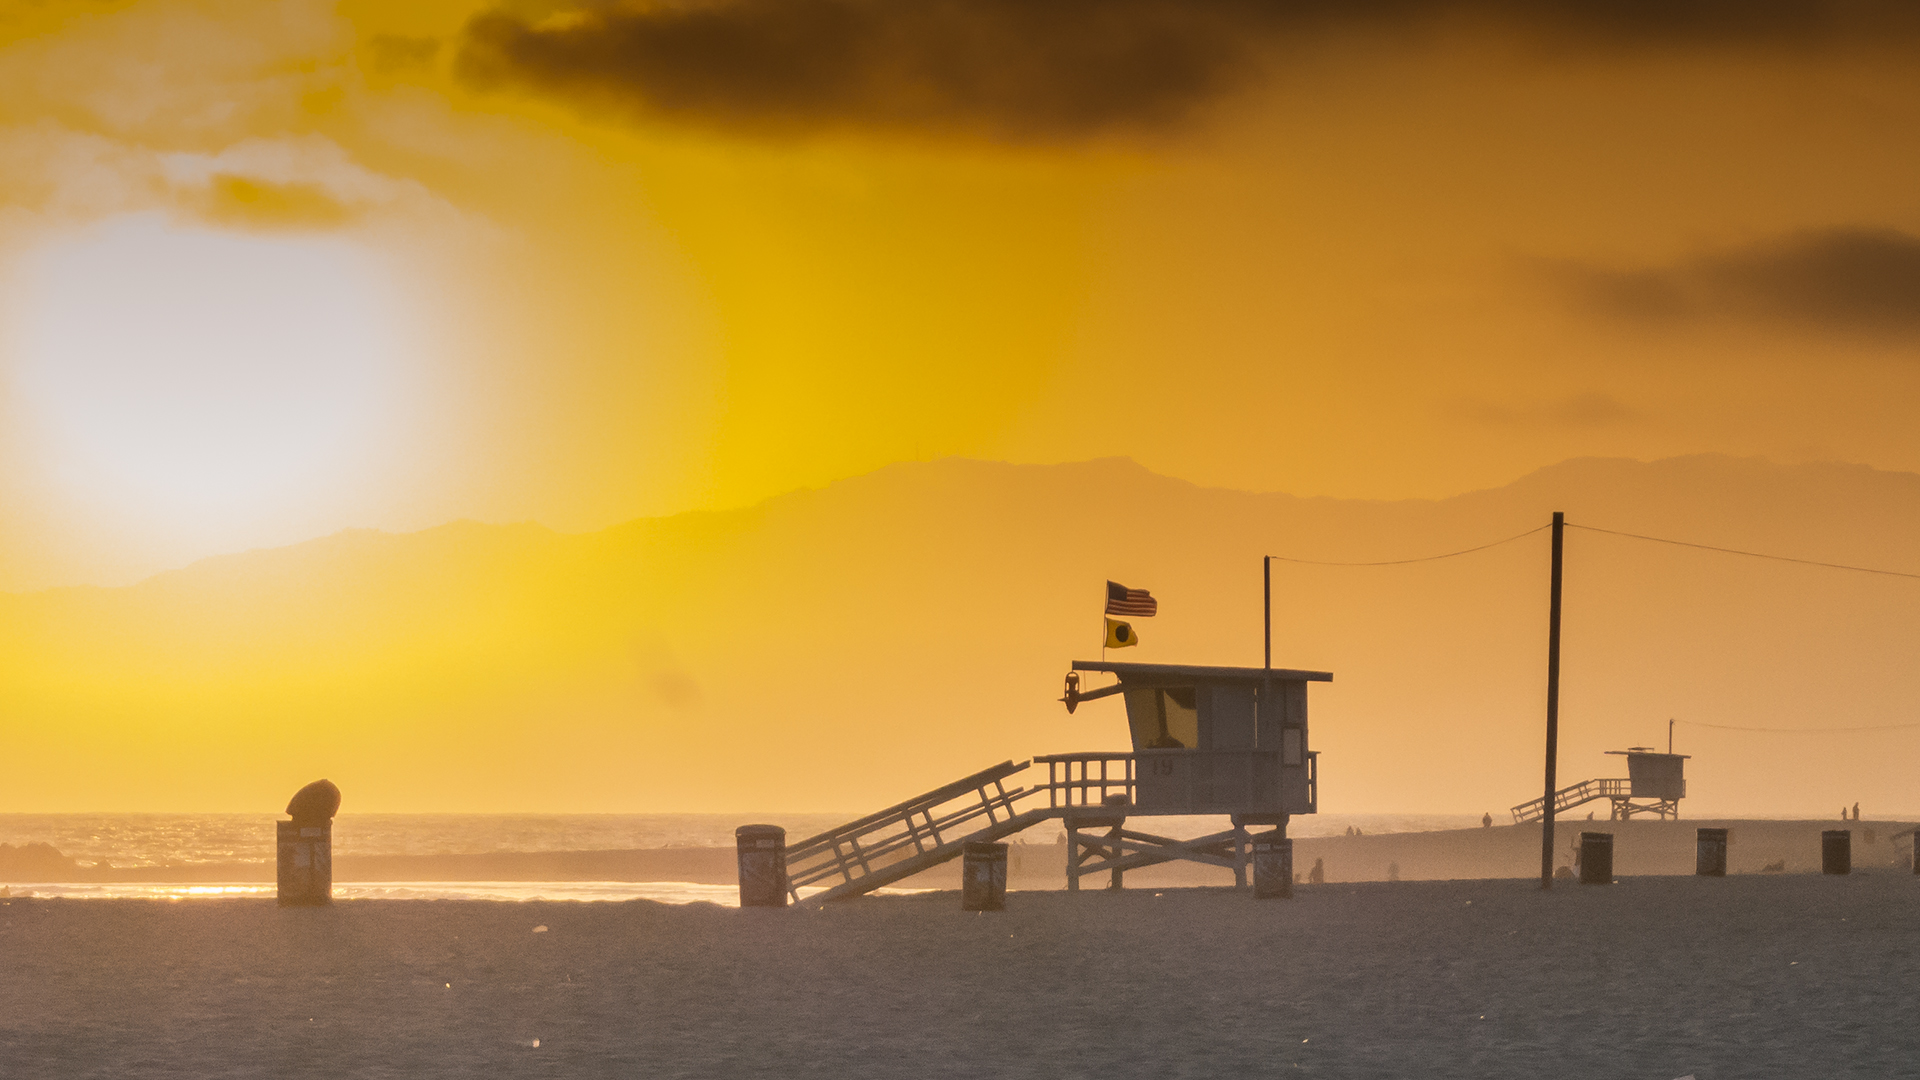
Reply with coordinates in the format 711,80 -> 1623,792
5,0 -> 1920,589
6,1 -> 1920,813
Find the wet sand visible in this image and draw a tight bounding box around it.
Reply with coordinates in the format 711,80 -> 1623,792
3,873 -> 1916,1079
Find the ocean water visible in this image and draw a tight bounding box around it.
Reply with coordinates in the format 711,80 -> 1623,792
0,882 -> 929,905
0,812 -> 1485,868
0,813 -> 857,869
0,812 -> 1483,902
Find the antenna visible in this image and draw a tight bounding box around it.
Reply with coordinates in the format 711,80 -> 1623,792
1669,717 -> 1675,755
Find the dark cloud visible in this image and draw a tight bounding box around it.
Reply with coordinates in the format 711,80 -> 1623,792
453,1 -> 1920,141
1562,228 -> 1920,335
455,0 -> 1260,140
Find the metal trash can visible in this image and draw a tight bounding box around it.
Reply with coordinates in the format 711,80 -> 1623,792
1252,830 -> 1293,899
276,820 -> 332,906
1696,828 -> 1728,877
962,841 -> 1009,911
735,824 -> 789,907
1579,832 -> 1614,885
1821,830 -> 1851,876
277,779 -> 339,907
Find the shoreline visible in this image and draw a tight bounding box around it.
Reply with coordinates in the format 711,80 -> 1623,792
6,818 -> 1912,890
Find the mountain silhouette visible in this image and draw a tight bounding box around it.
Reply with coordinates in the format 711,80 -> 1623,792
4,454 -> 1918,816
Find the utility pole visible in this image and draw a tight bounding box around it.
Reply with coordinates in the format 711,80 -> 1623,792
1540,511 -> 1565,890
1262,556 -> 1273,745
1263,556 -> 1272,673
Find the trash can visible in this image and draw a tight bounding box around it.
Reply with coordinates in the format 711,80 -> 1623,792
1252,830 -> 1293,899
1821,830 -> 1851,876
276,820 -> 332,905
735,824 -> 788,907
1696,828 -> 1728,877
1579,832 -> 1613,885
961,841 -> 1009,911
277,779 -> 339,907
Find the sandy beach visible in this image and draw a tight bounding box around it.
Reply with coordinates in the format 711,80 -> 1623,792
3,872 -> 1915,1079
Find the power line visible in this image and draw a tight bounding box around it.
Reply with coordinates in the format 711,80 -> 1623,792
1567,523 -> 1920,581
1266,523 -> 1549,566
1674,714 -> 1920,730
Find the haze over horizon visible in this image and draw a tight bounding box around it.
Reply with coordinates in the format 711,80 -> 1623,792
6,452 -> 1920,820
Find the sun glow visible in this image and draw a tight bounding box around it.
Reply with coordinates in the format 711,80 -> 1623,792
5,214 -> 406,519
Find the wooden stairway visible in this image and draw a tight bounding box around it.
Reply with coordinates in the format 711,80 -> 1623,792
784,760 -> 1061,904
1510,777 -> 1629,824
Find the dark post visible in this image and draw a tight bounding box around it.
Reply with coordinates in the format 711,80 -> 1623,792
1262,555 -> 1274,819
1263,555 -> 1272,673
1579,831 -> 1613,884
1252,829 -> 1293,899
1821,830 -> 1852,875
735,824 -> 789,907
961,841 -> 1009,911
277,779 -> 340,907
1696,828 -> 1728,876
1541,512 -> 1565,889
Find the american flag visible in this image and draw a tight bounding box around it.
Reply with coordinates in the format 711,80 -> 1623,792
1105,581 -> 1157,617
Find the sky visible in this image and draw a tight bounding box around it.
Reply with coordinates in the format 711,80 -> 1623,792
4,0 -> 1920,591
6,2 -> 1920,816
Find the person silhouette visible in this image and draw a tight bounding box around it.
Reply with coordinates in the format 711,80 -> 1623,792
1308,858 -> 1325,884
1482,813 -> 1493,829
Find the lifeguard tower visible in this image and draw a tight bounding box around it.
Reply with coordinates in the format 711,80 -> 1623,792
769,659 -> 1332,903
1510,746 -> 1689,823
1046,661 -> 1327,889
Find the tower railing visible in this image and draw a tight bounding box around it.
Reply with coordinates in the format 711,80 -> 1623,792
1035,750 -> 1315,815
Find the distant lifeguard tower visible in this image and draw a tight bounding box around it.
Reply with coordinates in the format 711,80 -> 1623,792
768,659 -> 1331,903
1511,746 -> 1689,824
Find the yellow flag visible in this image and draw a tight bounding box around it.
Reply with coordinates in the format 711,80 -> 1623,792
1104,618 -> 1138,649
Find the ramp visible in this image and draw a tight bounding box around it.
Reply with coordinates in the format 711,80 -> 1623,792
784,760 -> 1061,904
1510,778 -> 1628,824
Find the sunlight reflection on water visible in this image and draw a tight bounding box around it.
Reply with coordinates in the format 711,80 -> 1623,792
0,881 -> 931,905
0,812 -> 1484,868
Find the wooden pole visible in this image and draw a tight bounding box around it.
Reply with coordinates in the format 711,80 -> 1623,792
1540,511 -> 1565,890
1263,555 -> 1273,747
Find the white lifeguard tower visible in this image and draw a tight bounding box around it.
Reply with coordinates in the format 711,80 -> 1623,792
766,658 -> 1332,902
1044,660 -> 1329,889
